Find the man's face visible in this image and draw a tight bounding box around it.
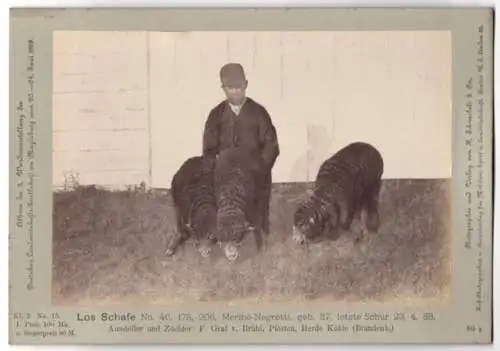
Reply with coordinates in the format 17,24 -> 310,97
221,80 -> 247,105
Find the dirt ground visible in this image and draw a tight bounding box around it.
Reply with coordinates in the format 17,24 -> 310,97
52,179 -> 451,306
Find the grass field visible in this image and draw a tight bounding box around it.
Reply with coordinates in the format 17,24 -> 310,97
52,179 -> 451,306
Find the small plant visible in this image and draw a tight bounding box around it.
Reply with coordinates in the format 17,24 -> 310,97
62,170 -> 80,191
125,181 -> 148,194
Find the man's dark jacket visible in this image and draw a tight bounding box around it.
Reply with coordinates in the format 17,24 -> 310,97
202,97 -> 280,172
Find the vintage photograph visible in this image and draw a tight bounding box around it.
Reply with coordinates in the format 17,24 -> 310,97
51,30 -> 452,306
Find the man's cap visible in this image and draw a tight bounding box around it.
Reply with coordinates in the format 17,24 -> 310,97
220,63 -> 246,86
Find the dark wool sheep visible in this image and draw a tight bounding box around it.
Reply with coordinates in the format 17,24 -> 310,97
293,142 -> 384,245
214,146 -> 267,261
167,155 -> 217,258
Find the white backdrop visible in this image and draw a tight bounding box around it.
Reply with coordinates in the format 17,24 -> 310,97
52,30 -> 452,189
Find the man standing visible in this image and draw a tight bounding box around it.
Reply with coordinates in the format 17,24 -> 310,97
202,62 -> 280,236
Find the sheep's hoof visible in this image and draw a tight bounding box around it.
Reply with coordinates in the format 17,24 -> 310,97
198,245 -> 212,258
224,244 -> 239,261
165,248 -> 175,256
